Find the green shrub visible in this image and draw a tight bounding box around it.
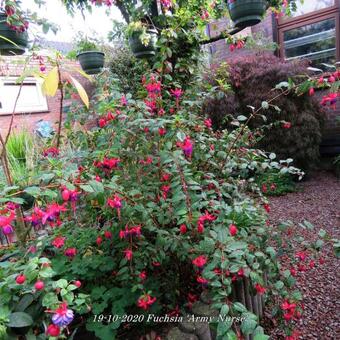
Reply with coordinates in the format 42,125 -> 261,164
203,54 -> 325,170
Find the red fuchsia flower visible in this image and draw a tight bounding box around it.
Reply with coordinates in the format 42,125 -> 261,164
137,294 -> 156,310
321,92 -> 338,109
158,127 -> 166,136
99,118 -> 107,128
52,302 -> 74,327
295,251 -> 307,261
263,203 -> 271,213
201,9 -> 209,20
160,0 -> 172,10
161,173 -> 171,182
74,280 -> 81,288
197,276 -> 208,286
35,280 -> 45,290
170,88 -> 183,99
96,236 -> 103,246
152,261 -> 161,267
158,108 -> 165,116
285,330 -> 300,340
309,87 -> 315,96
309,260 -> 315,269
161,185 -> 171,200
42,203 -> 67,225
255,283 -> 266,295
5,5 -> 15,16
197,211 -> 216,233
319,258 -> 325,265
123,249 -> 133,260
119,225 -> 142,239
317,76 -> 324,85
107,195 -> 122,209
145,99 -> 158,114
15,274 -> 26,284
229,224 -> 238,236
328,75 -> 336,83
52,236 -> 65,248
43,147 -> 59,157
104,230 -> 112,239
204,118 -> 212,128
64,248 -> 77,258
290,267 -> 297,277
270,183 -> 276,191
179,224 -> 187,234
145,80 -> 162,96
179,136 -> 193,158
283,122 -> 292,129
47,324 -> 60,337
95,157 -> 120,171
139,271 -> 147,281
262,184 -> 267,193
192,255 -> 207,269
237,268 -> 244,277
120,95 -> 128,106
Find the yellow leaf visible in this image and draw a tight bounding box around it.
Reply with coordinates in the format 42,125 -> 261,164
69,66 -> 93,82
42,67 -> 59,96
69,75 -> 89,109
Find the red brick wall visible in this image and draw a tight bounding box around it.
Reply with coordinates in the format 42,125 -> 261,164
0,56 -> 93,136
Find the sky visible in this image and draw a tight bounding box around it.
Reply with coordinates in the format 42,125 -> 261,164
24,0 -> 123,42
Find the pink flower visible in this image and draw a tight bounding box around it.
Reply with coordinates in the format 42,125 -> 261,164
179,224 -> 187,234
64,248 -> 77,258
96,236 -> 103,246
308,87 -> 315,96
35,280 -> 45,290
107,195 -> 122,209
263,203 -> 271,213
192,255 -> 207,268
158,127 -> 166,136
43,147 -> 59,157
229,224 -> 238,236
123,249 -> 133,260
204,118 -> 212,128
137,294 -> 156,310
170,88 -> 183,99
16,274 -> 26,284
104,231 -> 112,239
283,122 -> 292,129
196,276 -> 208,286
52,236 -> 66,248
178,136 -> 193,158
120,95 -> 128,106
255,283 -> 265,294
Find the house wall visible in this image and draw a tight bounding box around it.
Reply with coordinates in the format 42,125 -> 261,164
0,56 -> 93,136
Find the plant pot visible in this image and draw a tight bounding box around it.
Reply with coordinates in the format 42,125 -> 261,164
227,0 -> 267,29
76,51 -> 105,75
0,13 -> 28,55
129,29 -> 158,59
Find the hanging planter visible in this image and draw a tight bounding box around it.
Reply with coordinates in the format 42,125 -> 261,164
128,24 -> 158,59
76,51 -> 105,75
227,0 -> 267,29
0,13 -> 28,55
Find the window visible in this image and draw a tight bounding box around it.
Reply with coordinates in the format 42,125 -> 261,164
278,0 -> 340,67
290,0 -> 334,17
0,77 -> 48,115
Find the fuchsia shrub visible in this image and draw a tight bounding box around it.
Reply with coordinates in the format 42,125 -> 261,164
0,69 -> 327,340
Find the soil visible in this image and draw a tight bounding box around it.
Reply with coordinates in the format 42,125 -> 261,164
266,171 -> 340,340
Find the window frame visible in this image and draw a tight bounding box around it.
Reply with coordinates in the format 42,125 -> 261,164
277,0 -> 340,62
0,76 -> 49,115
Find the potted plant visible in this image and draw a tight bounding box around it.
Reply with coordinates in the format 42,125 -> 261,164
75,37 -> 105,75
227,0 -> 267,29
0,1 -> 29,55
127,21 -> 158,59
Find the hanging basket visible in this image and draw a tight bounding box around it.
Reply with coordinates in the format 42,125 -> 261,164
76,51 -> 105,75
0,13 -> 28,55
129,29 -> 158,59
227,0 -> 267,29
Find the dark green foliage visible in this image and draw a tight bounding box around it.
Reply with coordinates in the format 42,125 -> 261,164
203,54 -> 325,170
255,170 -> 296,196
108,46 -> 149,96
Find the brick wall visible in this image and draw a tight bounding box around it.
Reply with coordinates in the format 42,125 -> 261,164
0,56 -> 93,136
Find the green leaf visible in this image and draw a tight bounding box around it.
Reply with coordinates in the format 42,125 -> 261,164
233,302 -> 247,313
237,115 -> 247,121
80,184 -> 95,193
89,180 -> 104,193
240,318 -> 257,335
254,335 -> 270,340
24,186 -> 41,197
14,294 -> 34,312
8,312 -> 33,328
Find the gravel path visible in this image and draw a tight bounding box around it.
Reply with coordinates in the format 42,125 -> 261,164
267,171 -> 340,340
